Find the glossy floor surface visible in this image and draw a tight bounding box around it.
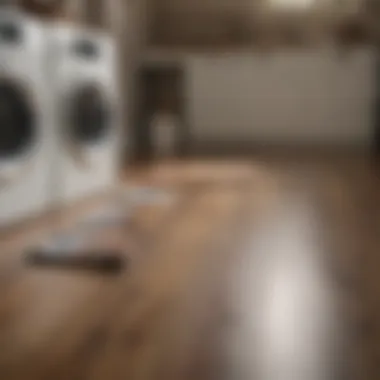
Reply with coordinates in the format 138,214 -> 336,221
0,156 -> 379,380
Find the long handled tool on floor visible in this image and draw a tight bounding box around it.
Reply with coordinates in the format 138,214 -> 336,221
24,185 -> 175,274
24,196 -> 130,275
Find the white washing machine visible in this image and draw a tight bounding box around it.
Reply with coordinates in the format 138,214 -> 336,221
49,23 -> 121,205
0,8 -> 53,228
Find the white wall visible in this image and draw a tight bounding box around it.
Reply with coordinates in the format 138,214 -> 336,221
186,48 -> 376,146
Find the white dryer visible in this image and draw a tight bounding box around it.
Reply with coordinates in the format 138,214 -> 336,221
0,9 -> 53,228
49,23 -> 121,205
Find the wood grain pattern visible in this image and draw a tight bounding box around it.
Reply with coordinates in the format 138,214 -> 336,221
0,158 -> 379,379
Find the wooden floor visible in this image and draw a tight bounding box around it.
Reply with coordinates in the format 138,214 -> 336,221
0,156 -> 379,380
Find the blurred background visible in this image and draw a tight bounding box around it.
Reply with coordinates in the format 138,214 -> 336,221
0,1 -> 380,379
6,0 -> 380,164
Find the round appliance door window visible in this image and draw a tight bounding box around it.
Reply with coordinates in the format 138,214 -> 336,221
0,81 -> 36,160
66,84 -> 111,146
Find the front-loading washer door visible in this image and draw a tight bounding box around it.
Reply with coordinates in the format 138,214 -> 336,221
63,83 -> 112,169
0,79 -> 37,186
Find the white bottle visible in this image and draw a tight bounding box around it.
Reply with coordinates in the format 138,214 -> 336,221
151,112 -> 178,158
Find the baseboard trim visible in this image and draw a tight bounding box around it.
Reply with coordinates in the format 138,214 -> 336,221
189,140 -> 373,158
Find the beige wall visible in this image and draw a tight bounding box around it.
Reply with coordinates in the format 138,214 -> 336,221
187,48 -> 376,146
115,0 -> 150,159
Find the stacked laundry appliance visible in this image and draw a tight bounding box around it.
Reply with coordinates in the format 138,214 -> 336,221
0,4 -> 121,228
